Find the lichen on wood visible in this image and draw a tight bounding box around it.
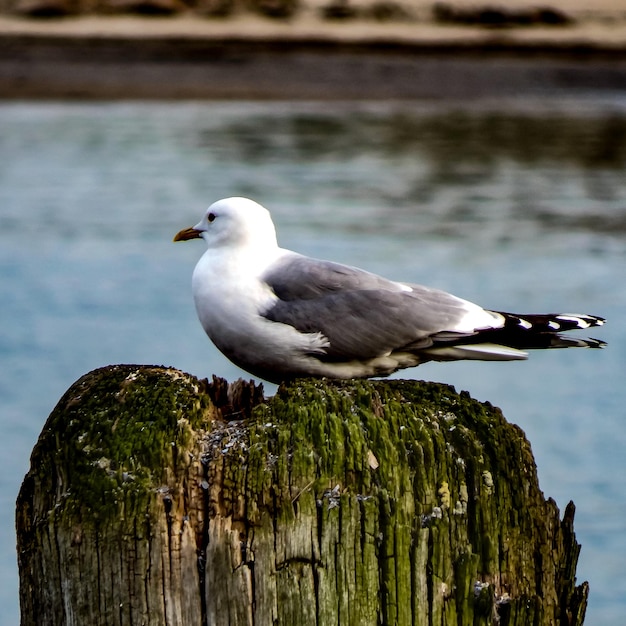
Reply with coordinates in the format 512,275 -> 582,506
17,365 -> 588,625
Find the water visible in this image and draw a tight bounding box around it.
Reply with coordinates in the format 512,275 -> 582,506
1,100 -> 625,624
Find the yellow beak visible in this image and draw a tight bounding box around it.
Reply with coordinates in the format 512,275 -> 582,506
173,227 -> 203,242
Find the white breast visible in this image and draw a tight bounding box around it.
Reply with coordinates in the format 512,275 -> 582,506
191,246 -> 328,374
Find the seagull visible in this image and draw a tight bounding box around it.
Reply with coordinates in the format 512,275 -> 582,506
174,197 -> 605,384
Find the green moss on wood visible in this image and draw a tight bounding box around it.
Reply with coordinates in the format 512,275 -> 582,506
17,366 -> 216,626
209,377 -> 588,625
22,365 -> 213,526
17,367 -> 588,626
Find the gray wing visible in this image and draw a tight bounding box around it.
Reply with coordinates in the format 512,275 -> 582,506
261,253 -> 477,360
263,253 -> 398,299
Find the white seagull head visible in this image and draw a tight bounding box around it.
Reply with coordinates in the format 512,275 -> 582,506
173,197 -> 278,251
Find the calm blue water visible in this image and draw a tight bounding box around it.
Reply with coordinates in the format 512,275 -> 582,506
1,100 -> 625,624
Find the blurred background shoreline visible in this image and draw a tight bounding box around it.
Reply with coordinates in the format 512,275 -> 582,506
1,0 -> 626,99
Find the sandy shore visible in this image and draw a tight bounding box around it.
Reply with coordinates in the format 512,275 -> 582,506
1,1 -> 626,99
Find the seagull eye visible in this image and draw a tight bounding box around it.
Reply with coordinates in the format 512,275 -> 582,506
207,212 -> 216,223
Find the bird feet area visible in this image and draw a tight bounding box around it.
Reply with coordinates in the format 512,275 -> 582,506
205,374 -> 266,422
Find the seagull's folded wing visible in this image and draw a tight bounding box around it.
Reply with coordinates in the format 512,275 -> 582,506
261,254 -> 488,360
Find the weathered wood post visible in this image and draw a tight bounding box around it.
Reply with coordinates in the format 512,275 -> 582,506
16,364 -> 588,625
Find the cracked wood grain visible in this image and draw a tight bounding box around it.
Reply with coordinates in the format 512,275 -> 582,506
17,365 -> 588,625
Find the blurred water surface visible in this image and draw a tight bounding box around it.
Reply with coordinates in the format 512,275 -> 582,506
1,99 -> 625,625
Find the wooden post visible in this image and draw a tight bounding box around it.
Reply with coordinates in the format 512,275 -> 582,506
16,365 -> 588,625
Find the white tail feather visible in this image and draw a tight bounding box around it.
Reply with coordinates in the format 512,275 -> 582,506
423,343 -> 529,362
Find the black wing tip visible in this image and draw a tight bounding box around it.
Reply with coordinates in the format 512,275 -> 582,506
586,337 -> 607,349
500,312 -> 606,332
561,314 -> 606,328
550,335 -> 607,349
